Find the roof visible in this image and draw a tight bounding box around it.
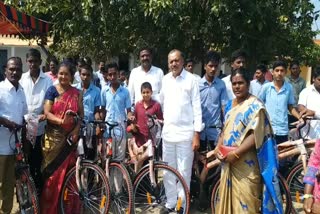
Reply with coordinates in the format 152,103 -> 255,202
0,1 -> 49,37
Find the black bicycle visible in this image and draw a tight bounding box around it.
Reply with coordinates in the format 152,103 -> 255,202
11,124 -> 40,214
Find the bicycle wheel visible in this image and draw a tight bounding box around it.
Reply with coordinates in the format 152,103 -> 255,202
60,162 -> 110,214
210,174 -> 291,214
108,162 -> 133,214
286,162 -> 304,213
15,169 -> 40,214
133,164 -> 190,214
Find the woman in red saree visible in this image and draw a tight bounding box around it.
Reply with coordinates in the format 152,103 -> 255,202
41,61 -> 83,214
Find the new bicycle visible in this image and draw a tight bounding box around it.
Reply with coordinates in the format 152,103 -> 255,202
11,124 -> 40,214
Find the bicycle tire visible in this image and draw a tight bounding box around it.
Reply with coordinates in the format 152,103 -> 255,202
59,162 -> 110,214
15,169 -> 40,214
108,162 -> 134,214
133,164 -> 190,214
210,174 -> 291,214
286,162 -> 304,214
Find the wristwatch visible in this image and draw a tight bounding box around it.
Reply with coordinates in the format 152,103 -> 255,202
303,194 -> 314,199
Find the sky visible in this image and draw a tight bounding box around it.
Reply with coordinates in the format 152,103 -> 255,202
312,0 -> 320,36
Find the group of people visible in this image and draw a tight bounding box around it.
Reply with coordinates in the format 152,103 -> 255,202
0,45 -> 320,214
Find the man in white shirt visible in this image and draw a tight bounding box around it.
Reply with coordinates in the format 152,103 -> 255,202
128,47 -> 164,104
20,49 -> 52,193
184,58 -> 201,81
222,49 -> 247,100
160,49 -> 202,212
298,67 -> 320,139
249,64 -> 269,96
0,57 -> 28,213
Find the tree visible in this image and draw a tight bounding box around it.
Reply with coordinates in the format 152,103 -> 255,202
5,0 -> 320,69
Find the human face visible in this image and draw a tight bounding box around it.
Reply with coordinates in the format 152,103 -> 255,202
107,67 -> 119,84
313,75 -> 320,92
119,72 -> 126,82
290,64 -> 300,78
185,62 -> 194,73
80,68 -> 92,86
141,88 -> 152,102
49,61 -> 58,74
272,66 -> 286,82
26,56 -> 42,73
6,59 -> 23,86
231,74 -> 249,100
58,66 -> 72,86
255,69 -> 264,82
204,61 -> 219,79
168,51 -> 184,77
139,50 -> 152,69
98,62 -> 105,71
231,56 -> 246,70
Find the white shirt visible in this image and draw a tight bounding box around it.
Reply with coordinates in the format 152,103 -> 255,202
0,79 -> 28,155
298,84 -> 320,139
20,71 -> 53,136
160,69 -> 202,142
128,65 -> 164,104
222,75 -> 235,100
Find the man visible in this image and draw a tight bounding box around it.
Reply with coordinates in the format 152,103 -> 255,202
160,49 -> 202,212
285,61 -> 306,103
95,61 -> 105,86
119,69 -> 129,87
45,56 -> 59,83
259,60 -> 301,144
222,49 -> 247,100
75,64 -> 101,122
128,47 -> 164,104
184,58 -> 201,80
249,64 -> 269,96
0,57 -> 28,213
197,51 -> 228,210
100,62 -> 132,161
20,48 -> 52,193
297,67 -> 320,139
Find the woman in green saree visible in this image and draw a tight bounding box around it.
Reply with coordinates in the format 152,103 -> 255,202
214,68 -> 282,213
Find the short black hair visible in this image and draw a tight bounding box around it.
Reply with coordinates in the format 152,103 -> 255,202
141,82 -> 153,92
204,51 -> 221,65
290,60 -> 300,69
106,62 -> 119,72
80,64 -> 93,74
272,60 -> 287,70
7,57 -> 22,66
231,49 -> 247,63
230,67 -> 251,85
185,58 -> 195,65
256,64 -> 267,73
49,56 -> 59,65
312,66 -> 320,79
26,48 -> 41,60
139,47 -> 153,56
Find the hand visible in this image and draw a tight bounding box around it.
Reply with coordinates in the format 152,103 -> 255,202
300,108 -> 315,119
304,197 -> 313,213
62,114 -> 75,125
38,114 -> 47,122
71,134 -> 79,143
128,115 -> 136,122
215,151 -> 226,162
224,151 -> 239,164
192,133 -> 200,151
3,119 -> 17,130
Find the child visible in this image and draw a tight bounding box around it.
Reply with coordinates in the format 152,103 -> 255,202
128,82 -> 163,172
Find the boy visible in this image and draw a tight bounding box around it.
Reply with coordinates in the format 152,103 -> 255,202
128,82 -> 163,172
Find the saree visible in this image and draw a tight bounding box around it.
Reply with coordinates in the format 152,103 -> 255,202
41,87 -> 80,214
215,96 -> 283,214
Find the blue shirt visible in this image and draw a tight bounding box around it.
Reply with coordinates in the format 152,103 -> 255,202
101,85 -> 131,122
75,83 -> 101,122
258,81 -> 295,135
199,77 -> 228,141
249,79 -> 269,97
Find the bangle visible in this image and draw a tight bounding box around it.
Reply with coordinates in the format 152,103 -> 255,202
60,119 -> 63,125
232,151 -> 240,159
303,194 -> 314,199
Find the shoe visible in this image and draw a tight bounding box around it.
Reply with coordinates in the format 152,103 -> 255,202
159,207 -> 184,214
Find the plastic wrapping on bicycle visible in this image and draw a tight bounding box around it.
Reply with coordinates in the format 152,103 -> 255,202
88,120 -> 119,127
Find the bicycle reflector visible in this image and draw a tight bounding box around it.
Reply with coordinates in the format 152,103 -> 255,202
176,197 -> 182,211
147,192 -> 152,204
100,195 -> 106,209
64,189 -> 68,201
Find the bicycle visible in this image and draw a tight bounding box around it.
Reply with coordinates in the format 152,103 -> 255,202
207,145 -> 292,214
277,117 -> 318,213
59,115 -> 111,214
96,120 -> 134,214
131,114 -> 190,214
11,124 -> 40,214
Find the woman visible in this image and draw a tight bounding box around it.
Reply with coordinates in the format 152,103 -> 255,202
303,139 -> 320,213
41,61 -> 84,213
214,68 -> 282,213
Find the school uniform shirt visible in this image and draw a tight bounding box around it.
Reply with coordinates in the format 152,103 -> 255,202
0,79 -> 28,155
